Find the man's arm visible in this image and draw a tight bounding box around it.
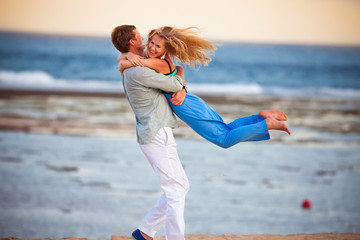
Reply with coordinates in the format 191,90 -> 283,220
170,66 -> 187,106
175,66 -> 185,86
132,67 -> 184,93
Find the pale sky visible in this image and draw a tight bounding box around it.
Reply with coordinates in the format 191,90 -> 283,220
1,0 -> 360,45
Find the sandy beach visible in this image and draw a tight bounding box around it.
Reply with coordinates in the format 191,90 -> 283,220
1,89 -> 359,238
2,233 -> 360,240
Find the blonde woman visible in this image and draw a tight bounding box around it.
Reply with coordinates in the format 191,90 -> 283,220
118,26 -> 290,149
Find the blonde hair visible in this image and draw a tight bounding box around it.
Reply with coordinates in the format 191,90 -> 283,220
147,26 -> 217,69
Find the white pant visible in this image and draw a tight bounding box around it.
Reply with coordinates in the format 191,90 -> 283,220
138,127 -> 189,240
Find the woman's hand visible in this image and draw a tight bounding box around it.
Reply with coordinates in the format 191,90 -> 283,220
126,52 -> 144,66
118,60 -> 125,75
118,58 -> 142,75
117,53 -> 124,63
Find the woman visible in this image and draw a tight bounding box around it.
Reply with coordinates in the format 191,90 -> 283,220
118,26 -> 290,148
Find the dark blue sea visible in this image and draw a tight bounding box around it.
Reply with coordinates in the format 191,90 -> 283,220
1,31 -> 360,99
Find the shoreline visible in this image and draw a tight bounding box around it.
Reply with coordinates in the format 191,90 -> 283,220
0,88 -> 126,98
0,88 -> 359,143
2,233 -> 360,240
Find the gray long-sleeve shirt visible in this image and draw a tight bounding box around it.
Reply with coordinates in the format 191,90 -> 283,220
122,66 -> 184,144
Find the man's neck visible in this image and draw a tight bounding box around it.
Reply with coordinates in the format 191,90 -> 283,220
129,47 -> 143,56
129,48 -> 140,56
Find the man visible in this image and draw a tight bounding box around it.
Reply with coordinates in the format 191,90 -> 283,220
111,25 -> 189,240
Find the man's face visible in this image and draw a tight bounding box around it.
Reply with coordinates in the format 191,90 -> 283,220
132,29 -> 144,53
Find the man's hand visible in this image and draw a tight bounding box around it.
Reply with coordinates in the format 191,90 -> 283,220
170,88 -> 186,106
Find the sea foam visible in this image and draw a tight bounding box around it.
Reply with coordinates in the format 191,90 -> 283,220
0,70 -> 123,92
1,70 -> 359,100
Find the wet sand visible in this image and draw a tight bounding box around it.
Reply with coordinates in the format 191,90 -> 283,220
1,89 -> 359,238
2,233 -> 360,240
0,88 -> 359,143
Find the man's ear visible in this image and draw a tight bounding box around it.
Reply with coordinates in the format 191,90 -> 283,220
129,39 -> 135,46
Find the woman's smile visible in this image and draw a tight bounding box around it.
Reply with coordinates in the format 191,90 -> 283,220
147,34 -> 166,58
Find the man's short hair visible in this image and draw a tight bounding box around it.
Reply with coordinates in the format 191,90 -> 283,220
111,25 -> 136,53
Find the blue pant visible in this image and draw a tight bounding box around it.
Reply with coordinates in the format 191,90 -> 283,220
164,92 -> 270,148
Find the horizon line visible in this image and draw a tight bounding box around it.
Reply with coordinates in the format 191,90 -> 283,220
1,29 -> 360,48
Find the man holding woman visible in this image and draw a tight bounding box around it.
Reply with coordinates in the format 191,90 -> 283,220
111,25 -> 189,240
111,24 -> 290,240
117,25 -> 290,148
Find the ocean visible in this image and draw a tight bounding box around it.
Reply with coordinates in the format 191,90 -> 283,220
0,31 -> 360,238
1,31 -> 360,98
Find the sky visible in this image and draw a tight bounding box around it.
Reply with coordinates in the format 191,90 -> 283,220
1,0 -> 360,46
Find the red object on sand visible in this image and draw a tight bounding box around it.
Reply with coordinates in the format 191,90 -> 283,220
302,199 -> 312,209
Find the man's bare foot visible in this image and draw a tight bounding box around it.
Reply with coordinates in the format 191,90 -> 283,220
260,110 -> 287,121
266,116 -> 291,135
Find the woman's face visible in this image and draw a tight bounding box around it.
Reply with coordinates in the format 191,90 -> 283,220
147,34 -> 166,58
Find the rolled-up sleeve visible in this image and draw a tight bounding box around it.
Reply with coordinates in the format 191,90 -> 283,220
133,67 -> 183,92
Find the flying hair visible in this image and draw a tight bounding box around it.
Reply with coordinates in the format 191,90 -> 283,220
147,26 -> 217,69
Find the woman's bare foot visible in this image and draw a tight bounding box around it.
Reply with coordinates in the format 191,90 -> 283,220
260,110 -> 287,121
266,116 -> 291,135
